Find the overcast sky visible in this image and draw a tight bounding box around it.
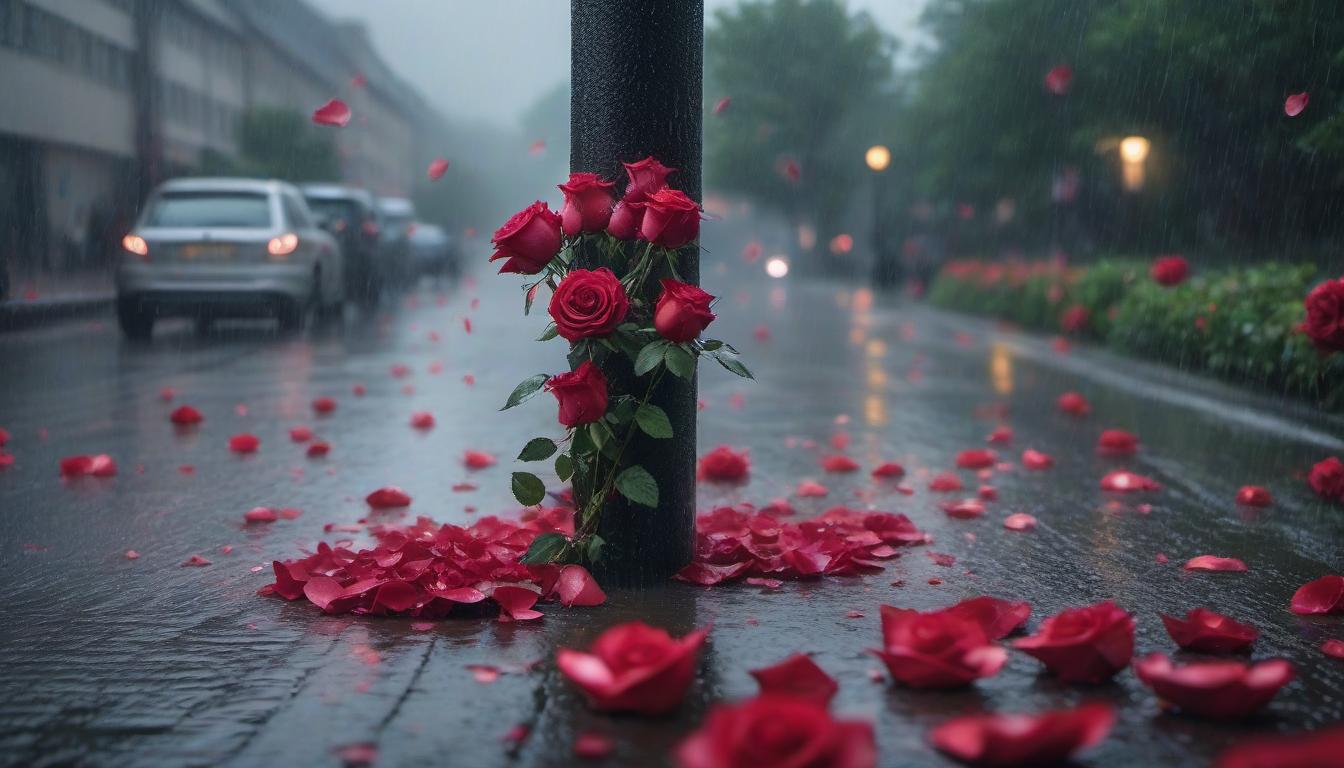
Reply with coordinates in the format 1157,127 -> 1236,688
310,0 -> 929,128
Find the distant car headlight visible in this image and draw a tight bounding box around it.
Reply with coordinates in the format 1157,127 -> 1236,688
267,233 -> 299,258
122,234 -> 149,260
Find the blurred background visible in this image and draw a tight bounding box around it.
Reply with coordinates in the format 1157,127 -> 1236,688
1,0 -> 1341,300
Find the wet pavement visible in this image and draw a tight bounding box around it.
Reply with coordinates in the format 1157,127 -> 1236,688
2,240 -> 1344,768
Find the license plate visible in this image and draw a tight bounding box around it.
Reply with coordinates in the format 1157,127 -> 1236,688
181,244 -> 235,260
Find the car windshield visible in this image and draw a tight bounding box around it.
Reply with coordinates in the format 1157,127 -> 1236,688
145,192 -> 273,228
305,198 -> 358,225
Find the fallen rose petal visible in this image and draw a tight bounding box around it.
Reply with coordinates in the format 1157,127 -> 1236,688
942,499 -> 985,519
987,426 -> 1013,444
872,605 -> 1007,688
1213,723 -> 1344,767
977,485 -> 998,501
1097,429 -> 1139,456
464,450 -> 496,469
930,703 -> 1114,767
170,405 -> 203,425
557,621 -> 708,714
1323,639 -> 1344,660
181,554 -> 211,567
1013,601 -> 1135,683
712,96 -> 731,115
303,576 -> 344,611
333,742 -> 378,767
365,486 -> 412,508
1285,91 -> 1309,117
307,441 -> 330,457
697,445 -> 750,483
1161,608 -> 1258,653
125,549 -> 140,560
312,98 -> 351,127
796,480 -> 829,497
821,454 -> 861,473
427,157 -> 450,180
945,596 -> 1032,640
228,433 -> 260,454
492,585 -> 543,621
1021,449 -> 1054,470
289,426 -> 313,442
1235,486 -> 1273,507
1057,391 -> 1091,416
410,411 -> 435,430
312,396 -> 336,414
1100,470 -> 1160,492
244,506 -> 278,524
556,565 -> 607,607
573,732 -> 614,760
746,577 -> 782,589
467,664 -> 501,684
676,695 -> 877,768
1185,556 -> 1248,573
927,551 -> 956,567
1135,653 -> 1293,719
929,473 -> 964,492
957,449 -> 997,470
1003,513 -> 1038,531
1290,575 -> 1344,615
749,654 -> 838,706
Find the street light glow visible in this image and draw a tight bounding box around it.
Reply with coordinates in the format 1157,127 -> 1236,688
1119,135 -> 1150,164
765,256 -> 790,278
865,144 -> 891,172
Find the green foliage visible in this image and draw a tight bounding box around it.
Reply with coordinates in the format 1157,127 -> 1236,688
501,374 -> 550,410
615,465 -> 659,508
518,437 -> 558,462
234,108 -> 341,182
511,471 -> 546,506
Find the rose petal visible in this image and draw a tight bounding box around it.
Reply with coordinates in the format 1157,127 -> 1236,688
464,450 -> 496,470
228,434 -> 260,454
556,565 -> 606,607
366,486 -> 412,508
428,157 -> 450,180
312,98 -> 351,127
1290,575 -> 1344,615
748,654 -> 839,706
1003,513 -> 1038,531
1184,556 -> 1248,573
1285,91 -> 1309,117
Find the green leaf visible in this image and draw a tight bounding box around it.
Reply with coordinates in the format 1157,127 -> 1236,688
511,471 -> 546,506
519,532 -> 569,565
537,324 -> 559,342
501,374 -> 550,410
710,349 -> 754,379
615,465 -> 659,507
584,534 -> 606,563
555,453 -> 574,482
634,403 -> 673,438
664,344 -> 696,379
571,425 -> 597,456
517,437 -> 558,462
608,398 -> 637,424
699,339 -> 724,351
635,340 -> 670,376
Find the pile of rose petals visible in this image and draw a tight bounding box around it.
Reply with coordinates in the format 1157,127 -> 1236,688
259,507 -> 597,620
675,505 -> 928,585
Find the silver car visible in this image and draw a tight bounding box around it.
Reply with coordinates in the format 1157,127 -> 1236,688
115,178 -> 344,339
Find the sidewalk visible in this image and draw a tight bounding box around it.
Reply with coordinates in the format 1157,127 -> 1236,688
0,267 -> 115,330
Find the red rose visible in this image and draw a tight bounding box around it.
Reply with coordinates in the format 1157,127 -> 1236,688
697,445 -> 750,483
1309,456 -> 1344,502
548,268 -> 629,342
654,279 -> 716,342
1215,723 -> 1344,768
639,188 -> 702,248
1303,277 -> 1344,352
930,703 -> 1114,767
556,621 -> 707,715
489,201 -> 562,274
1151,255 -> 1190,286
870,605 -> 1008,688
1060,304 -> 1090,333
1160,608 -> 1258,653
1134,653 -> 1293,719
607,157 -> 675,240
558,172 -> 615,237
546,362 -> 608,427
676,695 -> 876,768
1012,600 -> 1135,683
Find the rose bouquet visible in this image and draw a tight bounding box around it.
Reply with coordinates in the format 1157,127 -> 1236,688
493,157 -> 752,567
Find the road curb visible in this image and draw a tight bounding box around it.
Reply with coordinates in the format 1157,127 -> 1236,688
0,293 -> 115,331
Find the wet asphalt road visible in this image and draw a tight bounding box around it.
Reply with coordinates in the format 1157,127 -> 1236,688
2,244 -> 1344,768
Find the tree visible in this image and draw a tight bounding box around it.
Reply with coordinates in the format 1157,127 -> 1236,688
233,108 -> 342,183
705,0 -> 896,270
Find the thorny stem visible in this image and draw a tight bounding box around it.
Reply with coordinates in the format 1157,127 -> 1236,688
575,367 -> 666,542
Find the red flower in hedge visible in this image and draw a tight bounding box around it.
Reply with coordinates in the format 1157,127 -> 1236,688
677,695 -> 876,768
556,621 -> 707,715
1096,429 -> 1138,456
749,654 -> 838,706
548,268 -> 629,342
547,362 -> 608,428
1013,601 -> 1135,683
1134,654 -> 1293,719
640,188 -> 702,249
1215,724 -> 1344,768
654,279 -> 716,342
1308,456 -> 1344,502
870,605 -> 1008,688
930,703 -> 1114,767
558,172 -> 615,237
1290,575 -> 1344,615
1302,277 -> 1344,353
1060,305 -> 1090,333
1160,608 -> 1258,653
1043,64 -> 1073,95
1151,255 -> 1190,286
697,445 -> 749,483
489,201 -> 562,275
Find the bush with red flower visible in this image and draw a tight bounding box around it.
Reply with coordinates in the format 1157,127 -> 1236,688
496,158 -> 752,566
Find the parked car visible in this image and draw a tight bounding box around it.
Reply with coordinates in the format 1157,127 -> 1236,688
375,196 -> 416,287
301,184 -> 385,304
115,178 -> 343,339
407,222 -> 459,278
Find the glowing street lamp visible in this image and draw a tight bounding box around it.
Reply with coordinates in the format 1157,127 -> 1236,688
865,144 -> 891,173
1119,135 -> 1150,192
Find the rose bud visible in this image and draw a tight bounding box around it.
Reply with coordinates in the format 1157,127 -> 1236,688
623,156 -> 676,199
548,268 -> 629,342
546,362 -> 608,428
1134,653 -> 1293,719
1160,608 -> 1258,654
556,621 -> 708,715
557,172 -> 615,237
870,605 -> 1008,688
489,200 -> 562,274
676,695 -> 876,768
654,279 -> 716,343
1012,600 -> 1135,683
606,199 -> 640,240
696,445 -> 750,483
1151,255 -> 1190,286
930,703 -> 1114,767
639,188 -> 702,249
1303,277 -> 1344,353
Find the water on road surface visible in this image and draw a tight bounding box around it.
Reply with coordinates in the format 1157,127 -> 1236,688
1,244 -> 1342,767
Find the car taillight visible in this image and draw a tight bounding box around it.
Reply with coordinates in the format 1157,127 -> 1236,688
122,234 -> 149,260
362,221 -> 380,237
267,233 -> 299,258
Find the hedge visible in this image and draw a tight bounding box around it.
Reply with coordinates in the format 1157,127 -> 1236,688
928,258 -> 1344,411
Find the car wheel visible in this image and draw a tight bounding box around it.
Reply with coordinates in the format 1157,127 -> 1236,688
117,298 -> 154,340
